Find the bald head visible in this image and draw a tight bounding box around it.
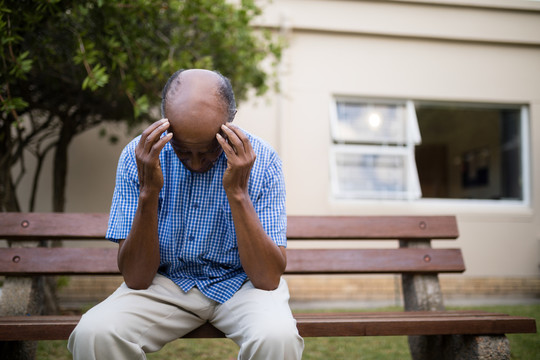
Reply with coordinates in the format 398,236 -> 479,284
161,69 -> 236,123
169,70 -> 224,129
161,69 -> 236,172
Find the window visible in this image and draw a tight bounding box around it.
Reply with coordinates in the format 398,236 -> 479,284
330,99 -> 421,200
415,102 -> 528,201
330,98 -> 529,202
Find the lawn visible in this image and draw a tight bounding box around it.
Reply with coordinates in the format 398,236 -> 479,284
36,304 -> 539,360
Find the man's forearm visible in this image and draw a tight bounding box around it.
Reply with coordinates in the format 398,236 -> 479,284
228,193 -> 286,290
118,191 -> 161,289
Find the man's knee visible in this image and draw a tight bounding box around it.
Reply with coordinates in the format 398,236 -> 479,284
69,312 -> 146,360
69,313 -> 114,351
243,318 -> 304,358
263,319 -> 299,342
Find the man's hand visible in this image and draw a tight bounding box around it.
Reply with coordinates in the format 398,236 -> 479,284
135,118 -> 172,195
216,124 -> 256,198
217,124 -> 285,289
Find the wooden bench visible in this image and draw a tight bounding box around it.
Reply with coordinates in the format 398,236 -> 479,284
0,212 -> 536,360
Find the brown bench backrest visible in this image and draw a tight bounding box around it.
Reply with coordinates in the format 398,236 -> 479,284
0,213 -> 459,239
0,213 -> 464,276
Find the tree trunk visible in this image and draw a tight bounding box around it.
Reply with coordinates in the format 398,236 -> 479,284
53,119 -> 76,213
0,119 -> 21,212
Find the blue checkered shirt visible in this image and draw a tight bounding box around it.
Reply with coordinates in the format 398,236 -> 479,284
106,129 -> 287,303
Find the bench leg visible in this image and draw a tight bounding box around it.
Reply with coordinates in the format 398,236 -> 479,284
0,276 -> 44,360
402,273 -> 445,360
408,334 -> 510,360
401,273 -> 444,311
449,335 -> 510,360
400,240 -> 511,360
400,240 -> 445,312
0,341 -> 38,360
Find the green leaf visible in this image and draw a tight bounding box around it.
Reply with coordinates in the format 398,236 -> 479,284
1,96 -> 29,113
134,95 -> 149,118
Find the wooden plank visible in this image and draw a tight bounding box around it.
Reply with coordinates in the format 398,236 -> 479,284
0,248 -> 465,275
0,311 -> 535,341
0,213 -> 109,239
285,248 -> 465,274
1,213 -> 459,241
0,248 -> 119,275
295,312 -> 538,337
0,316 -> 82,341
286,216 -> 459,240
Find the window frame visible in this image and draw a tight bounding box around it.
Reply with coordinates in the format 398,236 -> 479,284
329,144 -> 420,200
329,97 -> 531,207
329,97 -> 421,200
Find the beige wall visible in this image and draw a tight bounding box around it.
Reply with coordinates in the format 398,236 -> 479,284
14,122 -> 138,214
238,0 -> 540,277
17,0 -> 540,280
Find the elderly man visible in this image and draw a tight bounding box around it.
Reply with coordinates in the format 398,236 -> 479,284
68,69 -> 304,359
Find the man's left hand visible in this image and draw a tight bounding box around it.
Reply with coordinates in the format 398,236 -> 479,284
216,124 -> 256,197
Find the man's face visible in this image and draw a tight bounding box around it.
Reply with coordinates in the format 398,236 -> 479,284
167,129 -> 225,173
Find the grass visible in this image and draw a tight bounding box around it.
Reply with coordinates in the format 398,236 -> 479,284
36,304 -> 539,360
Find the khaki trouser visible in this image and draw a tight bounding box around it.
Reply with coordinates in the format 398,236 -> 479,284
68,274 -> 304,360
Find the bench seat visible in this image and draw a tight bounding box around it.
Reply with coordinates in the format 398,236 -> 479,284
0,310 -> 535,341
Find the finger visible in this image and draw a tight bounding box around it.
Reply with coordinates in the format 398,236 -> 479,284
137,132 -> 171,184
226,124 -> 256,159
220,124 -> 245,155
149,132 -> 173,159
216,132 -> 235,157
226,123 -> 247,139
140,118 -> 168,142
141,119 -> 169,154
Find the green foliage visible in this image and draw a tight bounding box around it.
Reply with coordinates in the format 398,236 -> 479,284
56,275 -> 70,289
1,0 -> 280,124
0,95 -> 27,114
0,0 -> 282,211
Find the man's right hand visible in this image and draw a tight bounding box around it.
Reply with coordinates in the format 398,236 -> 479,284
135,118 -> 172,194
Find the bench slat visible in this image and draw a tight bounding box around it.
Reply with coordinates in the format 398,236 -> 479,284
287,215 -> 459,240
295,311 -> 538,337
0,311 -> 534,341
286,248 -> 465,273
0,248 -> 465,275
0,213 -> 459,240
0,248 -> 119,275
0,213 -> 109,239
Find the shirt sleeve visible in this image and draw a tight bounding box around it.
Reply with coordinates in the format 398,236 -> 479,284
105,139 -> 141,243
254,152 -> 287,247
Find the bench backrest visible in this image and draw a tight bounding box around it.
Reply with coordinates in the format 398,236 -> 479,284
0,213 -> 464,276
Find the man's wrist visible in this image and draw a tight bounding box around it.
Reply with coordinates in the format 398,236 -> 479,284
226,188 -> 250,205
139,187 -> 160,202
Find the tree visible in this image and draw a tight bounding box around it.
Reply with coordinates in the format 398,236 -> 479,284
0,0 -> 282,212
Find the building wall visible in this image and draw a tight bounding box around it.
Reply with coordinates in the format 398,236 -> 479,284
233,0 -> 540,279
16,0 -> 540,305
